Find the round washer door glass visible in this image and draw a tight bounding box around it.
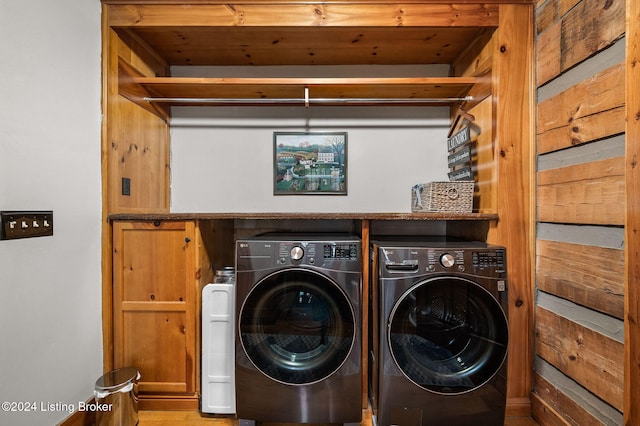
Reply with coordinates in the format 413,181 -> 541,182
388,277 -> 508,394
239,269 -> 355,385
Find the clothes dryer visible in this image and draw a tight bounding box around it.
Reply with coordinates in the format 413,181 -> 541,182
370,238 -> 508,426
236,234 -> 362,425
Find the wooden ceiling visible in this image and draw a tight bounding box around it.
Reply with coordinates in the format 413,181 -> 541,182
126,26 -> 491,66
107,1 -> 505,68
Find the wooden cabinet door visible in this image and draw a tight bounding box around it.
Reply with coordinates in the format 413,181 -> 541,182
112,221 -> 197,398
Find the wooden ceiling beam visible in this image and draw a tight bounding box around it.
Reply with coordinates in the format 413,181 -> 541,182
106,3 -> 499,28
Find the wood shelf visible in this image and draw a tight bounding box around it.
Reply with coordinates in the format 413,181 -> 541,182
108,212 -> 499,221
118,58 -> 481,117
132,76 -> 476,103
120,76 -> 479,118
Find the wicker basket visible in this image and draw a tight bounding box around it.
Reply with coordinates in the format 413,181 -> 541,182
411,181 -> 474,213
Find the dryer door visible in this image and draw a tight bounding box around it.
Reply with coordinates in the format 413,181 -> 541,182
388,276 -> 508,394
239,268 -> 355,385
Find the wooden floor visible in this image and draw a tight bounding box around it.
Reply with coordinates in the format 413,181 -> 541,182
138,410 -> 539,426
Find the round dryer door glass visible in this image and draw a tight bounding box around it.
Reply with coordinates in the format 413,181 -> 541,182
388,277 -> 508,394
239,269 -> 356,385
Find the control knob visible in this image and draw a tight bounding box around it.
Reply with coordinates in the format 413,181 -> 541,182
290,246 -> 304,261
440,253 -> 456,268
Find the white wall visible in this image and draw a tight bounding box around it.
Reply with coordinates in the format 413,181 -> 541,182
170,106 -> 451,212
170,65 -> 452,213
0,1 -> 102,425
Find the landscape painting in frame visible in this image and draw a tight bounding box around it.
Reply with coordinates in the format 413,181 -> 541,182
274,132 -> 347,195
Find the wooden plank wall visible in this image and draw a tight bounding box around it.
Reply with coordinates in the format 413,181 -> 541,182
533,0 -> 626,424
625,0 -> 640,424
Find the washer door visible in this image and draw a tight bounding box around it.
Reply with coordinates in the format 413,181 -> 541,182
239,268 -> 355,385
388,276 -> 508,394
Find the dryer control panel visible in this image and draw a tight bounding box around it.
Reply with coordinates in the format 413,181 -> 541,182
237,236 -> 361,272
277,241 -> 359,263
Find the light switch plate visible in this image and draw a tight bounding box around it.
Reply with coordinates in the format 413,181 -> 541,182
122,177 -> 131,196
1,211 -> 54,240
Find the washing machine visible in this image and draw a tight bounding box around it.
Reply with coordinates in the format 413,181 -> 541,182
370,238 -> 508,426
235,234 -> 362,425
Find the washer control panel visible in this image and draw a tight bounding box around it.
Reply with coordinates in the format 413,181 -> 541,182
379,244 -> 506,279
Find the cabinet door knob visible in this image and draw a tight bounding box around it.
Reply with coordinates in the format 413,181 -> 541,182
185,237 -> 191,243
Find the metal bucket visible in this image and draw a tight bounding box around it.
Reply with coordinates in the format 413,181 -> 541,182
94,367 -> 141,426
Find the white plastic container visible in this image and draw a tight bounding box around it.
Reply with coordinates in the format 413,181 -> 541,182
201,272 -> 236,414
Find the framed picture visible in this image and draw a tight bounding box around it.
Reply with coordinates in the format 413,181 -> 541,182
274,132 -> 347,195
